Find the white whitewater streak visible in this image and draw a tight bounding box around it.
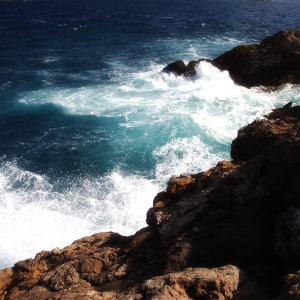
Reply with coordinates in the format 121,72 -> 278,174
0,199 -> 94,269
0,161 -> 92,267
9,59 -> 300,270
16,62 -> 300,184
0,161 -> 158,268
153,136 -> 228,183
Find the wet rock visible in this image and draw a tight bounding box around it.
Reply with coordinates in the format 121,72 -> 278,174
162,59 -> 213,77
163,30 -> 300,88
3,104 -> 300,299
214,30 -> 300,87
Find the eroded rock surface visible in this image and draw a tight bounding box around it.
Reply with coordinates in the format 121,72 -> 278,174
2,104 -> 300,299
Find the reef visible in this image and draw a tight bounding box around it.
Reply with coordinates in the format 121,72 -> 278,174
163,29 -> 300,88
2,102 -> 300,299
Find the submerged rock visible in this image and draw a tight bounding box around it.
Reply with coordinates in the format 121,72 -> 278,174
163,30 -> 300,88
2,104 -> 300,299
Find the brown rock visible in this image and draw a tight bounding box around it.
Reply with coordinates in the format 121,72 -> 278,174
214,30 -> 300,87
79,258 -> 103,274
111,265 -> 246,300
0,268 -> 13,300
3,104 -> 300,300
42,262 -> 89,291
230,119 -> 293,162
166,174 -> 197,199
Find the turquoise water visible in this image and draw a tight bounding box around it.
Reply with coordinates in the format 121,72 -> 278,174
1,0 -> 300,268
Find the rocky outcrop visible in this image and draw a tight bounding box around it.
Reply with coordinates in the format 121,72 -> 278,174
162,59 -> 213,77
163,30 -> 300,88
2,103 -> 300,299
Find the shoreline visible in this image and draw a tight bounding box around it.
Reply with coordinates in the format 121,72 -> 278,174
2,30 -> 300,299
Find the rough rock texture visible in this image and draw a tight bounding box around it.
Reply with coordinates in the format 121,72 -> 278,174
275,270 -> 300,300
111,265 -> 248,300
2,103 -> 300,299
163,30 -> 300,88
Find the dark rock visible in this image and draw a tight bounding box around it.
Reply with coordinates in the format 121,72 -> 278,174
214,30 -> 300,87
162,59 -> 213,77
274,208 -> 300,264
274,270 -> 300,300
162,60 -> 188,76
3,104 -> 300,299
230,119 -> 293,162
163,30 -> 300,87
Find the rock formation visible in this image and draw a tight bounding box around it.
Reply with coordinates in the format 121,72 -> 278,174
2,102 -> 300,299
163,30 -> 300,88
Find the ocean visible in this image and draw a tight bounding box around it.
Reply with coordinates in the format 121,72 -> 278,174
1,0 -> 300,269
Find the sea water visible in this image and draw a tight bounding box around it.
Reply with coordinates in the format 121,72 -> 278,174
1,0 -> 300,269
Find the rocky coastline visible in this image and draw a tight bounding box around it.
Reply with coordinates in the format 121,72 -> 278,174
163,29 -> 300,88
2,31 -> 300,300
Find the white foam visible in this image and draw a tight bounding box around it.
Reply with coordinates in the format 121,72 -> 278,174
9,53 -> 300,272
0,199 -> 94,269
16,60 -> 299,150
153,136 -> 228,182
42,56 -> 61,63
0,161 -> 159,269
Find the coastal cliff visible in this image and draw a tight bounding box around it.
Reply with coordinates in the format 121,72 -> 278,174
2,31 -> 300,299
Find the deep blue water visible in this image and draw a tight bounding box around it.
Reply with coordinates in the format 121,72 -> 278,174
1,0 -> 300,269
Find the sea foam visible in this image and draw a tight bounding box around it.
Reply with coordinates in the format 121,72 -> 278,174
3,58 -> 300,270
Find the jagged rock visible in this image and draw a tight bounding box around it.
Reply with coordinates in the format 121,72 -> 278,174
0,229 -> 163,299
148,160 -> 273,272
274,270 -> 300,300
166,174 -> 197,199
111,265 -> 247,300
2,104 -> 300,299
265,101 -> 300,122
42,262 -> 88,291
230,119 -> 293,162
0,268 -> 13,300
215,29 -> 300,87
163,30 -> 300,87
